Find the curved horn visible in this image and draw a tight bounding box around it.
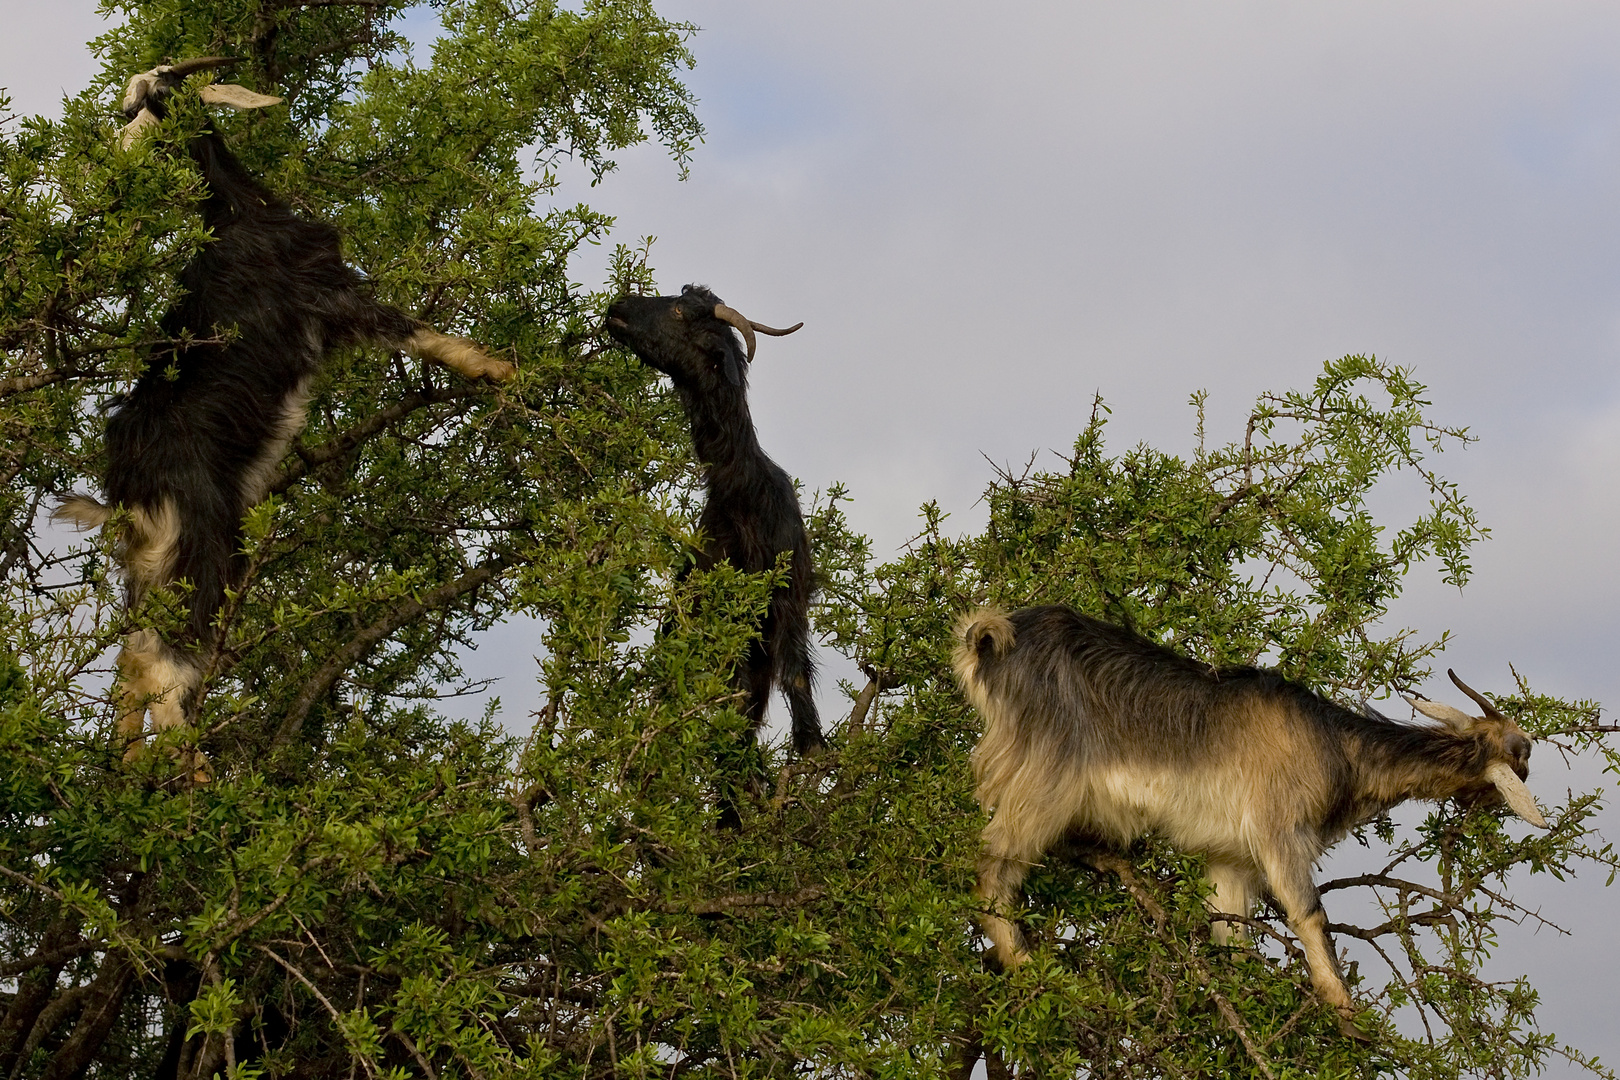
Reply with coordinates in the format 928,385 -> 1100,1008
712,304 -> 758,363
713,304 -> 804,363
1448,669 -> 1506,719
165,56 -> 241,78
749,319 -> 803,337
1483,761 -> 1549,829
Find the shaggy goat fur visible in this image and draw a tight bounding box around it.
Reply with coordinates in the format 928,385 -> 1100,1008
604,285 -> 822,756
955,604 -> 1547,1032
58,60 -> 513,774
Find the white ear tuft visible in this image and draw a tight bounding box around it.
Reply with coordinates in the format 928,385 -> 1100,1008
1406,695 -> 1477,732
198,83 -> 284,111
118,107 -> 162,149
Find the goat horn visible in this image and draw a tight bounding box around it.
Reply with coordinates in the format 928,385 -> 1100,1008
1483,761 -> 1549,829
711,304 -> 758,363
1447,669 -> 1506,719
198,84 -> 284,111
164,56 -> 241,78
712,304 -> 803,363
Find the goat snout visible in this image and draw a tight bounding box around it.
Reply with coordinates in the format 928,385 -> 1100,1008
1504,731 -> 1531,771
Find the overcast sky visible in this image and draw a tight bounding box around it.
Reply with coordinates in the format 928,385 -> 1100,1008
5,1 -> 1620,1069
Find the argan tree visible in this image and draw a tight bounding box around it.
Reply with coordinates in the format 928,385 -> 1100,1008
2,3 -> 1616,1077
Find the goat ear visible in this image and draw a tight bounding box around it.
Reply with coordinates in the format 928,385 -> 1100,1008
118,108 -> 163,149
1406,695 -> 1476,732
198,83 -> 284,111
716,346 -> 743,387
1484,762 -> 1550,829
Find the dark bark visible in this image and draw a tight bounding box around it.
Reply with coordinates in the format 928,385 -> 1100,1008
38,950 -> 136,1080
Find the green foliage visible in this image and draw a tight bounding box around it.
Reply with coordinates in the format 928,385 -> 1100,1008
1,4 -> 1615,1078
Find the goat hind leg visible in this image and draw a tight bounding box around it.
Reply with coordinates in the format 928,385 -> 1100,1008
775,622 -> 822,755
976,804 -> 1069,969
114,630 -> 208,781
1205,858 -> 1259,945
114,630 -> 163,760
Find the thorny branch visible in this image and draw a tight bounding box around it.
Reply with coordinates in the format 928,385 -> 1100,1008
272,553 -> 513,748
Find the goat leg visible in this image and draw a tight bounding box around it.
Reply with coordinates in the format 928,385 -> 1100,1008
975,801 -> 1066,967
1204,859 -> 1260,945
404,326 -> 515,383
1257,840 -> 1369,1040
115,629 -> 208,783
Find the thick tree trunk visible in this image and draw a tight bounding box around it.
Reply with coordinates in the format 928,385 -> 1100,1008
39,951 -> 136,1080
0,917 -> 82,1078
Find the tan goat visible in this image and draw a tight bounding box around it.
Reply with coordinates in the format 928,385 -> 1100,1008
955,605 -> 1548,1036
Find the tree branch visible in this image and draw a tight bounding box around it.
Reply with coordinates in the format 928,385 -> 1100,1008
38,951 -> 135,1080
0,368 -> 71,399
843,670 -> 894,739
272,384 -> 486,494
510,784 -> 550,856
1317,873 -> 1453,906
0,939 -> 96,980
680,886 -> 823,917
272,555 -> 512,748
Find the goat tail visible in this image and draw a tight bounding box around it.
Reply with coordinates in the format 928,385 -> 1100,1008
53,494 -> 114,531
954,605 -> 1015,681
777,628 -> 822,756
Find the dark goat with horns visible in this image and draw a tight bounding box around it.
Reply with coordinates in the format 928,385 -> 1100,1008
58,59 -> 513,778
604,285 -> 822,757
955,605 -> 1549,1036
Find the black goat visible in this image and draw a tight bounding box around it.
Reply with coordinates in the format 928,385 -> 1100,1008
58,59 -> 514,774
604,285 -> 822,757
956,605 -> 1548,1035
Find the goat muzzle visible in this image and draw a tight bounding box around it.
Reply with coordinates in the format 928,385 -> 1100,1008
712,303 -> 803,363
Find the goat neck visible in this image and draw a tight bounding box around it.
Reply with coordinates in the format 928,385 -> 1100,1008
677,378 -> 768,480
1333,697 -> 1536,831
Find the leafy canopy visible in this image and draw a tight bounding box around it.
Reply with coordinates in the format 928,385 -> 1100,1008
1,3 -> 1616,1078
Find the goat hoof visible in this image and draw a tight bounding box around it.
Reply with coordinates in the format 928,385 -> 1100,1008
476,357 -> 517,382
1336,1009 -> 1372,1042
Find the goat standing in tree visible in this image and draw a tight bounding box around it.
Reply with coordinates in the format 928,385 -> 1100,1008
955,604 -> 1550,1037
58,59 -> 514,777
605,285 -> 822,760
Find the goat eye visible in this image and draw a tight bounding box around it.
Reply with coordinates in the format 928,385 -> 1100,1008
671,308 -> 685,320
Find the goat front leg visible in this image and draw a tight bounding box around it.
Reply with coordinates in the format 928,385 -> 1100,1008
1258,839 -> 1366,1040
405,327 -> 515,382
975,848 -> 1033,969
